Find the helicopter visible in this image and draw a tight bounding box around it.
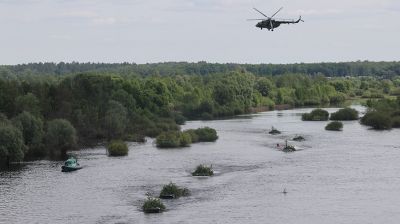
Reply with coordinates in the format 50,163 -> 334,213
248,7 -> 303,31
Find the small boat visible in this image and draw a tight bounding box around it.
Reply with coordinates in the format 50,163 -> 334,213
61,157 -> 82,172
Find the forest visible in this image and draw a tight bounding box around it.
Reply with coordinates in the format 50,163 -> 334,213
1,62 -> 400,165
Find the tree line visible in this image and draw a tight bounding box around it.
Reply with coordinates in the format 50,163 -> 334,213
1,61 -> 400,78
1,67 -> 400,165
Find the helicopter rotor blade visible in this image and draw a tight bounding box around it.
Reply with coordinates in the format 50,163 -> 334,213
247,19 -> 265,21
270,7 -> 283,19
253,8 -> 270,18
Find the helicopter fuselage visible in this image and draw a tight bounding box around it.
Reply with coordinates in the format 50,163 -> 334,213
256,20 -> 281,30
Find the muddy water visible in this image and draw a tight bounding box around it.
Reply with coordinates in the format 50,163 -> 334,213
2,106 -> 400,224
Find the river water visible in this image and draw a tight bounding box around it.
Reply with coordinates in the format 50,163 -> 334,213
2,106 -> 400,224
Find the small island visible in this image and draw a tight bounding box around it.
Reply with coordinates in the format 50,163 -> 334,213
330,108 -> 359,120
156,127 -> 218,148
159,182 -> 190,199
302,109 -> 329,121
192,164 -> 214,176
107,140 -> 128,156
325,121 -> 343,131
142,197 -> 166,213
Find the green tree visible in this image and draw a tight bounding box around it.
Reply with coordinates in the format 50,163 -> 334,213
12,111 -> 45,157
255,77 -> 273,97
103,100 -> 128,139
46,119 -> 77,157
15,93 -> 41,116
0,124 -> 26,165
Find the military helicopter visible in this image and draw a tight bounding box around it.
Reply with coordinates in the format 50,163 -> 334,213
248,7 -> 303,31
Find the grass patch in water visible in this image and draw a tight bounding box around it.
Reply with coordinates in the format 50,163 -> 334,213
142,197 -> 166,213
159,182 -> 190,199
302,109 -> 329,121
325,121 -> 343,131
107,140 -> 128,156
192,164 -> 214,176
330,108 -> 359,120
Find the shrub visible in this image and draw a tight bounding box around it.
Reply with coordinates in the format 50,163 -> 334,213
192,164 -> 214,176
194,127 -> 218,142
325,121 -> 343,131
107,140 -> 128,156
179,132 -> 192,147
361,112 -> 392,130
184,129 -> 199,143
329,93 -> 346,104
142,197 -> 166,213
173,113 -> 187,125
156,131 -> 192,148
124,134 -> 146,143
302,109 -> 329,121
156,131 -> 182,148
392,116 -> 400,128
330,108 -> 359,120
159,182 -> 190,199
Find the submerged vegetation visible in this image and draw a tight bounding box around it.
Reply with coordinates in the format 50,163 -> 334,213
330,108 -> 359,120
156,127 -> 218,148
302,109 -> 330,121
1,62 -> 400,165
142,197 -> 166,213
107,140 -> 128,156
159,182 -> 190,199
361,98 -> 400,130
325,121 -> 343,131
192,164 -> 214,176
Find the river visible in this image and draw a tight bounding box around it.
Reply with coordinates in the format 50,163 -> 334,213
2,106 -> 400,224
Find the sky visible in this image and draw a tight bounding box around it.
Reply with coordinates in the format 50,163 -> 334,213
0,0 -> 399,64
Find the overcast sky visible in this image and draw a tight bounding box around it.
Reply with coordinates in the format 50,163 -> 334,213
0,0 -> 399,64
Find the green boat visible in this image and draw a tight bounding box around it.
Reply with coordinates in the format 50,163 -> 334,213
61,157 -> 82,172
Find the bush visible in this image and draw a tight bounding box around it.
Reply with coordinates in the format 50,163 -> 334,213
183,129 -> 199,143
192,164 -> 214,176
107,140 -> 128,156
361,112 -> 392,130
124,134 -> 146,143
156,131 -> 182,148
392,116 -> 400,128
179,132 -> 192,147
302,109 -> 329,121
142,197 -> 166,213
159,182 -> 190,199
194,127 -> 218,142
172,113 -> 187,125
325,121 -> 343,131
156,131 -> 192,148
330,108 -> 359,120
